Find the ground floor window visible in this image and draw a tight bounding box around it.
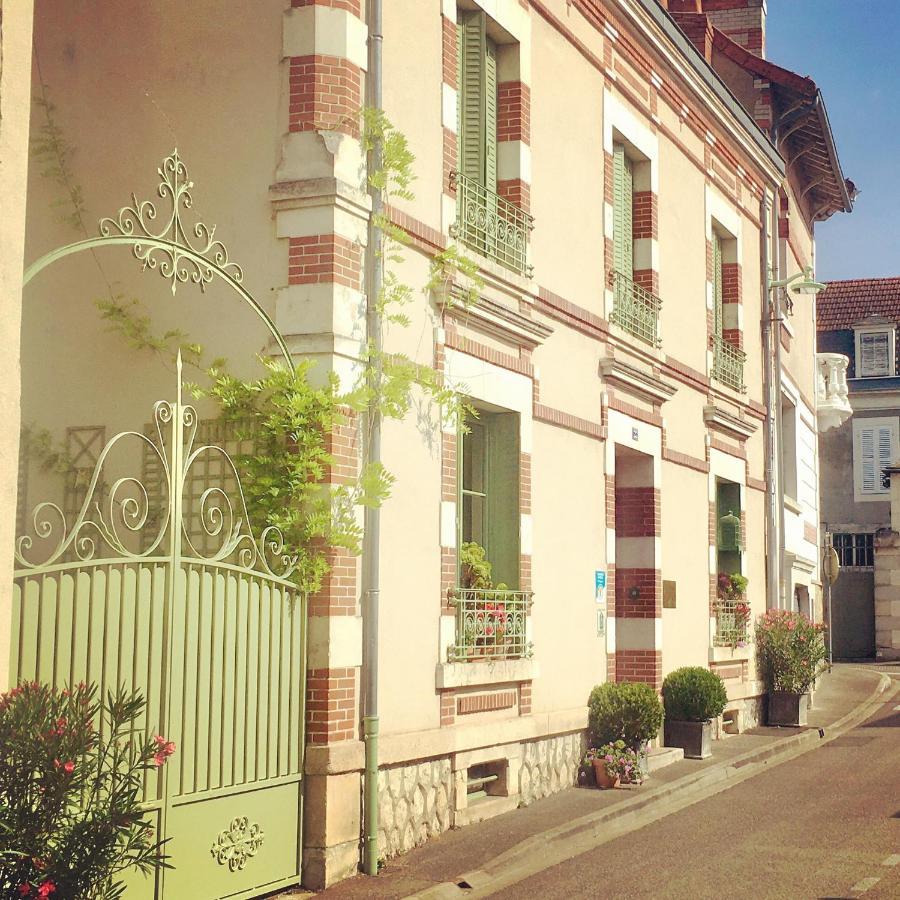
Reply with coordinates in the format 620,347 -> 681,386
832,532 -> 875,569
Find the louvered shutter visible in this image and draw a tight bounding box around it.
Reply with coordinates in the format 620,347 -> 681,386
485,37 -> 498,192
613,144 -> 634,276
713,232 -> 724,337
858,423 -> 893,494
458,12 -> 487,185
860,332 -> 891,377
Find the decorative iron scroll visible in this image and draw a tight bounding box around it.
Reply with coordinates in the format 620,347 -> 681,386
210,816 -> 265,871
14,358 -> 299,584
99,151 -> 243,295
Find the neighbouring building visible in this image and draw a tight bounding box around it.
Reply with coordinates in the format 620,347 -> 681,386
0,0 -> 853,894
817,278 -> 900,660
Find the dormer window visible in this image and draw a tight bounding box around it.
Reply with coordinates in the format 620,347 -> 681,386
855,326 -> 895,378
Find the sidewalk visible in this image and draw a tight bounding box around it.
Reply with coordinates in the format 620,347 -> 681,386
286,664 -> 893,899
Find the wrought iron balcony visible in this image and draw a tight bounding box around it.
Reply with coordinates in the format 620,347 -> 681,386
816,352 -> 852,432
609,270 -> 662,347
711,334 -> 746,392
450,171 -> 534,277
447,587 -> 534,662
713,597 -> 751,649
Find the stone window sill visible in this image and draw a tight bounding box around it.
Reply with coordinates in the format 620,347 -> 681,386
709,645 -> 752,664
435,658 -> 538,690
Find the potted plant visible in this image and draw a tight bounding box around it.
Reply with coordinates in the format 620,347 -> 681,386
755,610 -> 827,726
585,741 -> 644,789
662,666 -> 728,759
717,573 -> 751,649
588,681 -> 664,775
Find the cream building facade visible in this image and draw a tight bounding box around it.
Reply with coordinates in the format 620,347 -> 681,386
0,0 -> 852,893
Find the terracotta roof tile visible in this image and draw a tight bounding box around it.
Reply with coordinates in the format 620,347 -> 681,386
817,277 -> 900,331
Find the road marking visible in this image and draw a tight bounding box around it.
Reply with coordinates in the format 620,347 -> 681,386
849,876 -> 881,895
883,854 -> 900,866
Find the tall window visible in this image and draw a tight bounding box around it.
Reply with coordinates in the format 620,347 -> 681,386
781,394 -> 798,501
712,231 -> 724,341
458,409 -> 520,587
855,328 -> 894,378
853,417 -> 897,501
457,10 -> 497,193
715,479 -> 742,575
612,143 -> 634,278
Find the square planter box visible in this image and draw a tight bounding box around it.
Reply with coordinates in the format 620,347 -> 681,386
665,719 -> 712,759
767,691 -> 808,727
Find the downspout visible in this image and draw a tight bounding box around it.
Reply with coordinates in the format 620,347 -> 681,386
760,191 -> 780,610
772,204 -> 786,609
363,0 -> 383,878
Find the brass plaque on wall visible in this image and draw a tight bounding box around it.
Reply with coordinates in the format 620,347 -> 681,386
663,580 -> 677,609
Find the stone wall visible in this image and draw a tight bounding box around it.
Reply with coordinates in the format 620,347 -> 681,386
377,759 -> 452,858
518,731 -> 586,806
874,528 -> 900,661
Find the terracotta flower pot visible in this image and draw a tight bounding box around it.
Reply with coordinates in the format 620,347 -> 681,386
592,759 -> 620,789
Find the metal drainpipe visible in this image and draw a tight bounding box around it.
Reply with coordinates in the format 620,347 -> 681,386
363,0 -> 383,878
772,206 -> 786,610
760,191 -> 780,611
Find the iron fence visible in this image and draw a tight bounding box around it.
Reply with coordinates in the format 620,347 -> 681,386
712,334 -> 746,392
610,270 -> 662,346
447,588 -> 534,661
713,597 -> 752,648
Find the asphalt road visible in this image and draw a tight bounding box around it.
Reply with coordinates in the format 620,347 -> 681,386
493,688 -> 900,900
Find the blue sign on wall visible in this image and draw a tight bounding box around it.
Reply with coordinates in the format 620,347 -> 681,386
595,570 -> 607,592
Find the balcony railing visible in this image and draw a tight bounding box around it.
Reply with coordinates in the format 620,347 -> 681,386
816,352 -> 852,432
609,270 -> 662,347
713,597 -> 751,649
711,334 -> 746,392
450,171 -> 534,276
447,588 -> 534,662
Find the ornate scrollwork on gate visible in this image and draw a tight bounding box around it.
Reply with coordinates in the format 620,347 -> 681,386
99,151 -> 243,295
210,816 -> 265,871
14,359 -> 299,583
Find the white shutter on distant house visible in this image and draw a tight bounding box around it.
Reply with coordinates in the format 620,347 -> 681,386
859,331 -> 891,377
856,420 -> 895,496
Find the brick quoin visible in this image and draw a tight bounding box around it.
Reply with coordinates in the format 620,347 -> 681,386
497,81 -> 530,144
614,486 -> 660,537
615,650 -> 662,690
519,681 -> 532,715
497,179 -> 530,213
520,452 -> 532,514
440,691 -> 455,727
615,568 -> 662,618
309,546 -> 358,616
289,55 -> 361,135
443,128 -> 458,197
442,15 -> 458,88
633,268 -> 660,296
288,234 -> 361,289
306,667 -> 357,744
292,0 -> 361,14
632,191 -> 658,240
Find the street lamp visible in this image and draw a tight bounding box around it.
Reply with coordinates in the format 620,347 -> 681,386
769,265 -> 827,311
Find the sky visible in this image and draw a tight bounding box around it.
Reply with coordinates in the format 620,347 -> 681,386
766,0 -> 900,281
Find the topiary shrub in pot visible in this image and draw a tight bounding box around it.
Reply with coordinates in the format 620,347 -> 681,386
661,667 -> 728,759
588,681 -> 664,758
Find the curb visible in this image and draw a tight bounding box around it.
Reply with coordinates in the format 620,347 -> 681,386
410,669 -> 896,899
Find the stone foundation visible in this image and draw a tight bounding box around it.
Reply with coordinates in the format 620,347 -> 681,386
874,529 -> 900,660
377,758 -> 452,858
519,731 -> 587,805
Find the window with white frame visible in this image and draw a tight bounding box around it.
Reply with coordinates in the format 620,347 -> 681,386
855,327 -> 895,378
852,416 -> 898,501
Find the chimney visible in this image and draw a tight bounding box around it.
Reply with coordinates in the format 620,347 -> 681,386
700,0 -> 766,57
670,11 -> 715,63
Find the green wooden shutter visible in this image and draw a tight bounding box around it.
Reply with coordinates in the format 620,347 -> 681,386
613,144 -> 633,275
486,412 -> 520,589
485,37 -> 498,192
458,12 -> 487,185
712,231 -> 724,337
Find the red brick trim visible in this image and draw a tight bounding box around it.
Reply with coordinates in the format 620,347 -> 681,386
306,667 -> 357,744
607,393 -> 664,429
615,568 -> 661,618
441,548 -> 456,612
709,436 -> 747,460
804,521 -> 818,545
288,56 -> 361,136
497,179 -> 531,213
445,327 -> 535,378
605,474 -> 616,530
519,681 -> 532,716
662,448 -> 710,474
310,546 -> 358,616
442,15 -> 458,88
457,690 -> 517,715
747,475 -> 767,493
520,452 -> 532,514
292,0 -> 360,13
440,690 -> 455,727
535,287 -> 610,340
633,191 -> 658,240
615,487 -> 660,538
288,234 -> 361,289
386,205 -> 447,254
443,128 -> 458,198
498,81 -> 531,144
534,403 -> 606,441
615,649 -> 662,690
520,555 -> 532,592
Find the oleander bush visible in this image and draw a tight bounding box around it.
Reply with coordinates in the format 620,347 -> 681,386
755,610 -> 827,694
0,682 -> 173,899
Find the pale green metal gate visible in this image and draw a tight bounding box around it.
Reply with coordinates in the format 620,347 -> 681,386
13,153 -> 309,899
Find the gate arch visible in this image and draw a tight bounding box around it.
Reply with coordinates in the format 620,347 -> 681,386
14,153 -> 308,899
